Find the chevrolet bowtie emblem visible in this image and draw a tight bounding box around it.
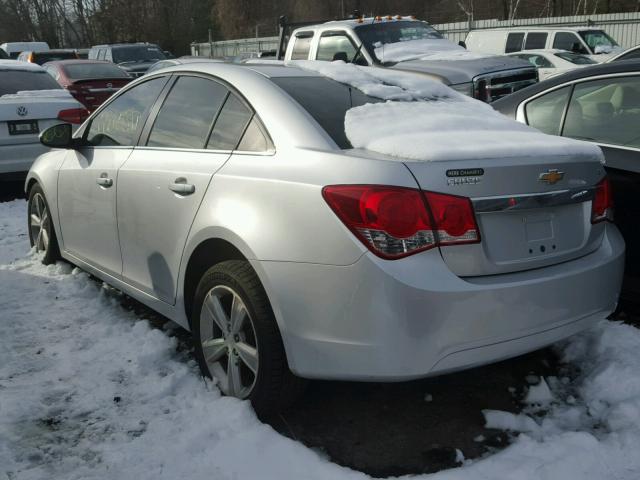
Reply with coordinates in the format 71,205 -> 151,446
538,169 -> 564,185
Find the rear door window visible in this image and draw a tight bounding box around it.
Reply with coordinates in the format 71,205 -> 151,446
525,86 -> 571,135
291,32 -> 313,60
147,76 -> 228,149
207,94 -> 253,150
505,32 -> 525,53
237,117 -> 272,152
562,76 -> 640,148
524,32 -> 548,50
86,76 -> 167,146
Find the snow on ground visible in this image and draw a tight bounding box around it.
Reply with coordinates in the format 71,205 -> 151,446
2,198 -> 640,480
293,61 -> 603,162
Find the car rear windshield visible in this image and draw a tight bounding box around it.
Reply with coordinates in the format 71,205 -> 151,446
33,51 -> 77,65
0,70 -> 61,95
64,63 -> 129,80
554,51 -> 597,65
112,46 -> 166,64
271,76 -> 380,149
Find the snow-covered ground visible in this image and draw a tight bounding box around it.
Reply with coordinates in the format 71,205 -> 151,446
2,198 -> 640,480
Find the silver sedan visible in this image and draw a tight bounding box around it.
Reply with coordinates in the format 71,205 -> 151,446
26,62 -> 624,415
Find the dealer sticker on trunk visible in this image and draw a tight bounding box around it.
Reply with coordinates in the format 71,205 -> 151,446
446,168 -> 483,186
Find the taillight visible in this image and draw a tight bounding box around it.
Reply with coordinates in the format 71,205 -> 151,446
57,108 -> 89,125
474,79 -> 490,102
322,185 -> 480,259
591,177 -> 613,224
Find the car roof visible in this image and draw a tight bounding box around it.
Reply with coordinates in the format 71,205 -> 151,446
91,43 -> 160,48
45,59 -> 112,66
493,58 -> 640,110
478,26 -> 603,32
154,61 -> 320,79
0,59 -> 44,71
296,16 -> 422,31
507,49 -> 569,55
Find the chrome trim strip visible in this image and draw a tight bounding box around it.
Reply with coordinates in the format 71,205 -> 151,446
472,186 -> 595,213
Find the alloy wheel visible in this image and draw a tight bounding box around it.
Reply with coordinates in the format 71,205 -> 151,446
29,192 -> 50,252
199,285 -> 259,399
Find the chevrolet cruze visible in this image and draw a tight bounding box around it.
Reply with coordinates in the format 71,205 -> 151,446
26,62 -> 624,415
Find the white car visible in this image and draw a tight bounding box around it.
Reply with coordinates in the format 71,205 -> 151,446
607,44 -> 640,63
0,60 -> 88,177
507,49 -> 597,81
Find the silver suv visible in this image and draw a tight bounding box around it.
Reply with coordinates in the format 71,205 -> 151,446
27,63 -> 624,415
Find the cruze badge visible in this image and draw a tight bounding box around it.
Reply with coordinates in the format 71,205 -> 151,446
16,105 -> 28,117
539,169 -> 564,185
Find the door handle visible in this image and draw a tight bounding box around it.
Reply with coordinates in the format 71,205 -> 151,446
168,177 -> 195,196
96,174 -> 113,188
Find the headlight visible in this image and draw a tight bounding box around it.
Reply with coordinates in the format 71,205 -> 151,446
449,82 -> 473,96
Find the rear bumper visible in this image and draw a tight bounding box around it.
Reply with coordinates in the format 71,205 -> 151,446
257,224 -> 624,381
0,143 -> 48,174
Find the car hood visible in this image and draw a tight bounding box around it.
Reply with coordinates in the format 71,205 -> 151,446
390,56 -> 535,85
117,61 -> 156,73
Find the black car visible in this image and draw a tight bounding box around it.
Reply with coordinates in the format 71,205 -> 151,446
88,43 -> 167,78
493,60 -> 640,303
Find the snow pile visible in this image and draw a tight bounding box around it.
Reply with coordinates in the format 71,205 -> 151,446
373,39 -> 493,63
2,199 -> 640,480
293,61 -> 603,162
1,89 -> 70,100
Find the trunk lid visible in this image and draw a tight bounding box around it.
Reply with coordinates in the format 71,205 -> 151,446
68,78 -> 130,110
405,154 -> 608,276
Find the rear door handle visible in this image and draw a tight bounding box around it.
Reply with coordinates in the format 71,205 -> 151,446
168,177 -> 195,196
96,174 -> 113,188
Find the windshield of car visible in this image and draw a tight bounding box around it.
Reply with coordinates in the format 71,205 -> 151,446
33,51 -> 77,65
271,76 -> 380,149
578,30 -> 619,53
355,21 -> 443,62
0,69 -> 61,95
112,46 -> 166,64
554,51 -> 597,65
64,63 -> 129,79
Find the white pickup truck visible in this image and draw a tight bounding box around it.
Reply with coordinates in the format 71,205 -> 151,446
278,15 -> 538,102
0,60 -> 87,177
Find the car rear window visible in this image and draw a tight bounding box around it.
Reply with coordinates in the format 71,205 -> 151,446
0,70 -> 61,95
33,51 -> 77,65
64,63 -> 129,80
270,76 -> 380,149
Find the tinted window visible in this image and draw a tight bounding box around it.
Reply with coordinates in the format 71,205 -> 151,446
291,33 -> 312,60
0,70 -> 61,95
237,117 -> 271,152
207,94 -> 252,150
524,32 -> 547,50
553,32 -> 586,53
616,48 -> 640,62
112,46 -> 166,64
525,86 -> 571,135
147,76 -> 227,149
562,76 -> 640,148
317,34 -> 357,62
506,32 -> 525,53
33,51 -> 77,65
86,77 -> 166,147
64,63 -> 129,79
271,76 -> 380,148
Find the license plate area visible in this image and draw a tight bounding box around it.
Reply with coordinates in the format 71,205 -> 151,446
8,120 -> 39,135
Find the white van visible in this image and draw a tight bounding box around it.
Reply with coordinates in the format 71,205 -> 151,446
464,28 -> 622,62
0,42 -> 49,59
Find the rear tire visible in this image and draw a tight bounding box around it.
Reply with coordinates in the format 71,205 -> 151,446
28,184 -> 61,265
192,260 -> 305,417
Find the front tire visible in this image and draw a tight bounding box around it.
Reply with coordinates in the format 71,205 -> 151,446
192,260 -> 305,417
28,184 -> 60,265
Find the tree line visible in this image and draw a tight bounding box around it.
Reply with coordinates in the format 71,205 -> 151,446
1,0 -> 638,55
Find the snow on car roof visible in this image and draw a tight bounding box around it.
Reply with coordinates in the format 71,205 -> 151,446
0,59 -> 44,71
292,60 -> 603,162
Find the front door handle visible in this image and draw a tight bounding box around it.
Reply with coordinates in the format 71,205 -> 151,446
96,173 -> 113,188
169,177 -> 195,196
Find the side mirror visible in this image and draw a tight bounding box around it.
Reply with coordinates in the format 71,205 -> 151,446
458,40 -> 467,49
40,123 -> 75,149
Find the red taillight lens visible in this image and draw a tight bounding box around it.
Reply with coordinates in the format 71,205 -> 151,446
57,107 -> 89,125
322,185 -> 480,259
425,191 -> 480,245
591,177 -> 614,224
